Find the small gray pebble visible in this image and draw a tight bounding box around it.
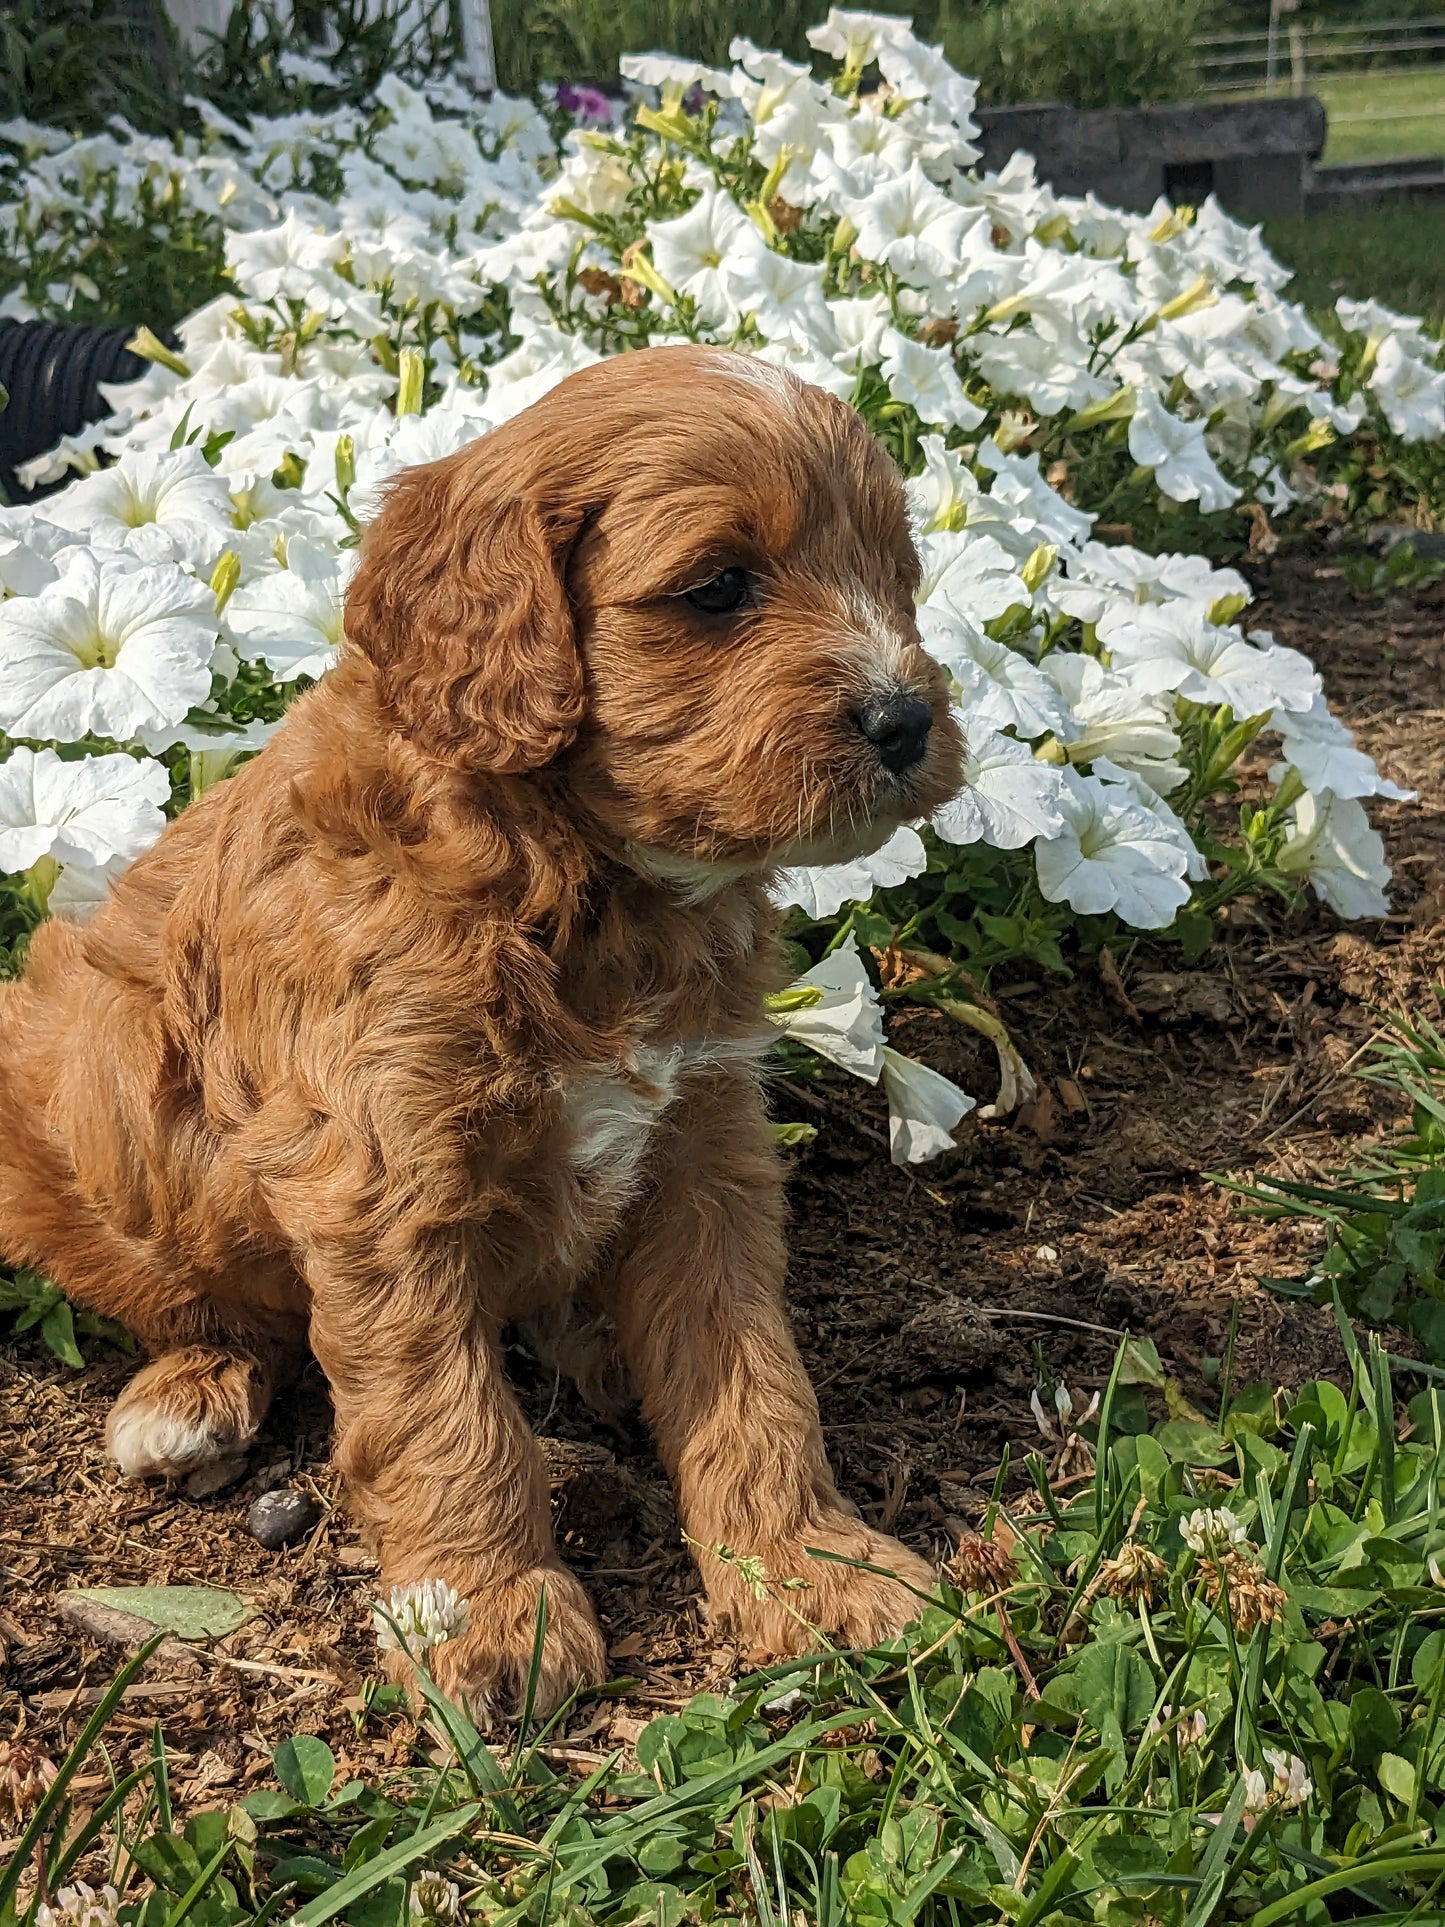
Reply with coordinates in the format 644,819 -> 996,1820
247,1487 -> 319,1549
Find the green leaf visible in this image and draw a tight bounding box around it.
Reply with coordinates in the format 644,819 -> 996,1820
40,1297 -> 84,1368
1074,1641 -> 1156,1735
1379,1751 -> 1416,1803
273,1735 -> 336,1808
1117,1335 -> 1167,1388
1350,1687 -> 1403,1769
70,1587 -> 251,1638
1154,1419 -> 1229,1464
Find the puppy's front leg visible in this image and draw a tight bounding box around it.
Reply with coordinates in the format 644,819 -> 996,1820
305,1234 -> 606,1722
597,1077 -> 935,1654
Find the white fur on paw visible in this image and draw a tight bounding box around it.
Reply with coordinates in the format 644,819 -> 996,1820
106,1401 -> 235,1479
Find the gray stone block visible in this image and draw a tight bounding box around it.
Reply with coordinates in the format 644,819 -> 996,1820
974,96 -> 1326,220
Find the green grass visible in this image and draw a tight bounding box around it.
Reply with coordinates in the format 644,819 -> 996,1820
13,1318 -> 1445,1924
1316,67 -> 1445,165
1265,201 -> 1445,324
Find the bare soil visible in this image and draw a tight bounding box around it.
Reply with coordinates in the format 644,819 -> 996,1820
2,545 -> 1442,1817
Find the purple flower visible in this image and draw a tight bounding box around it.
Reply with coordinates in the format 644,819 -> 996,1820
556,81 -> 615,124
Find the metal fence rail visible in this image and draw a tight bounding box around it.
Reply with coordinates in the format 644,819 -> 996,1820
1194,12 -> 1445,95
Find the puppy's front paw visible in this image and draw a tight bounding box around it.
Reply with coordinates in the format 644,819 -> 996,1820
388,1561 -> 608,1728
106,1347 -> 271,1479
705,1514 -> 935,1656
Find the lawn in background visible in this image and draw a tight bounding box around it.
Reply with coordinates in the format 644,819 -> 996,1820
1315,66 -> 1445,163
1265,201 -> 1445,324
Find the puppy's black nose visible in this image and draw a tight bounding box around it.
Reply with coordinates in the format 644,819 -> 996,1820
856,694 -> 933,774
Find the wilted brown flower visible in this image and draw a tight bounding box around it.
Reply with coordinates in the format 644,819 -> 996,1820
0,1739 -> 58,1825
1201,1549 -> 1288,1634
951,1529 -> 1019,1595
576,267 -> 623,305
767,196 -> 804,234
1100,1541 -> 1170,1606
918,316 -> 958,347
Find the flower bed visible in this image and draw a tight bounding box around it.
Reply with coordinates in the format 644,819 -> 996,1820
0,9 -> 1442,1161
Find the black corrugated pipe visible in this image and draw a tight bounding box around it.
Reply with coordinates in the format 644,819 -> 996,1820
0,320 -> 170,504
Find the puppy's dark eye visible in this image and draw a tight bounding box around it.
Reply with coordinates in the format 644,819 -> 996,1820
683,568 -> 752,616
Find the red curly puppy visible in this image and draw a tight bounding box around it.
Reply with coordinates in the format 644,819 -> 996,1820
0,347 -> 963,1717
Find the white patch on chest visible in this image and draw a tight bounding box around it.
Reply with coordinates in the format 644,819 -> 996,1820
561,1036 -> 770,1223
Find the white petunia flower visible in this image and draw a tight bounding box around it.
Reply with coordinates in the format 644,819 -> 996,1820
841,162 -> 984,285
932,725 -> 1067,851
0,553 -> 217,742
722,233 -> 832,345
1278,789 -> 1391,920
647,189 -> 751,327
1127,388 -> 1240,511
373,1579 -> 471,1655
226,538 -> 357,681
916,530 -> 1027,627
1042,652 -> 1185,791
921,609 -> 1072,741
879,327 -> 985,430
1099,602 -> 1320,718
766,934 -> 885,1080
47,853 -> 128,921
1367,334 -> 1445,441
1033,767 -> 1192,928
1269,696 -> 1413,803
772,824 -> 928,923
0,746 -> 170,872
46,447 -> 235,571
880,1046 -> 974,1164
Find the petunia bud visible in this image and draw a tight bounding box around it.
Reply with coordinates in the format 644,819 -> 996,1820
210,550 -> 241,615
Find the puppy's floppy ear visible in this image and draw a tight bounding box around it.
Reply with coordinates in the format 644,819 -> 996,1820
344,437 -> 585,774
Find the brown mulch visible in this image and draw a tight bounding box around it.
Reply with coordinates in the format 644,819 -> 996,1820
2,545 -> 1442,1817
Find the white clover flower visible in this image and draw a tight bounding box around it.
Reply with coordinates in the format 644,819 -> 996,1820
0,552 -> 217,742
1127,389 -> 1240,512
765,934 -> 884,1080
1180,1506 -> 1249,1554
0,746 -> 170,873
880,1045 -> 974,1164
1148,1705 -> 1208,1747
408,1874 -> 462,1923
1278,789 -> 1391,920
36,1883 -> 119,1927
1263,1748 -> 1312,1808
1033,768 -> 1191,929
1030,1383 -> 1100,1441
373,1579 -> 471,1655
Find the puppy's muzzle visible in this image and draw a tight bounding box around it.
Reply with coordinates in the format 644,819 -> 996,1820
855,692 -> 933,775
